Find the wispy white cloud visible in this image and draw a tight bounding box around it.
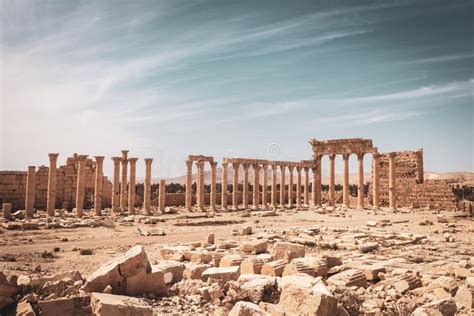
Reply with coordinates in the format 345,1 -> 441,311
316,108 -> 425,125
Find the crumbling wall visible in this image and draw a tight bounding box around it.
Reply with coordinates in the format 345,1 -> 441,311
368,149 -> 457,210
0,154 -> 112,211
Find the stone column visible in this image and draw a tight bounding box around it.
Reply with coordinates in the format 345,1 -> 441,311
47,153 -> 59,216
329,154 -> 336,206
262,165 -> 268,208
25,166 -> 36,217
94,156 -> 104,216
210,162 -> 217,211
75,154 -> 88,217
159,179 -> 166,212
221,162 -> 228,210
111,157 -> 122,213
185,160 -> 193,212
357,153 -> 365,209
296,166 -> 302,208
342,153 -> 350,207
144,158 -> 153,215
252,164 -> 260,209
128,158 -> 138,214
2,203 -> 12,220
303,167 -> 309,206
271,164 -> 277,208
197,161 -> 205,211
311,167 -> 317,206
315,155 -> 322,207
388,152 -> 397,210
288,166 -> 294,208
372,153 -> 380,209
232,163 -> 239,210
120,150 -> 129,211
242,163 -> 249,209
280,165 -> 286,208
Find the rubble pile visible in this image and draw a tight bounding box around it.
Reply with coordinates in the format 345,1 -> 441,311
1,217 -> 473,316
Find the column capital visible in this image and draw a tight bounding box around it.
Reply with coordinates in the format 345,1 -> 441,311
314,155 -> 322,161
288,165 -> 294,172
252,163 -> 261,170
304,167 -> 309,172
112,156 -> 122,163
296,166 -> 301,172
121,150 -> 129,157
144,158 -> 153,165
232,162 -> 240,168
388,152 -> 397,158
372,152 -> 380,159
77,154 -> 88,162
210,161 -> 218,169
329,154 -> 336,160
48,153 -> 59,161
262,164 -> 268,170
129,157 -> 139,164
272,164 -> 278,171
222,162 -> 228,168
279,164 -> 286,171
94,156 -> 105,164
357,152 -> 365,160
342,153 -> 350,160
196,160 -> 205,168
243,163 -> 249,170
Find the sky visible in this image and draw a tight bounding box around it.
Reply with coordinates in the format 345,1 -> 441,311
1,0 -> 473,179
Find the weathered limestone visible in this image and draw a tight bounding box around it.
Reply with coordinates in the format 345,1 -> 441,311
342,153 -> 350,207
159,179 -> 166,212
315,155 -> 322,206
47,153 -> 59,216
372,153 -> 380,208
288,166 -> 294,208
262,164 -> 268,208
25,166 -> 36,217
271,242 -> 305,261
243,163 -> 249,209
144,158 -> 152,215
278,281 -> 338,315
185,160 -> 193,212
388,152 -> 397,209
196,161 -> 205,211
2,203 -> 12,219
357,153 -> 365,209
240,255 -> 272,274
327,268 -> 367,288
252,164 -> 260,209
94,156 -> 104,216
111,157 -> 122,213
91,293 -> 152,316
303,167 -> 309,205
283,257 -> 328,278
261,260 -> 287,277
221,162 -> 228,210
220,254 -> 245,267
232,162 -> 239,210
75,155 -> 88,217
241,240 -> 268,254
328,154 -> 336,206
210,162 -> 217,211
128,158 -> 138,214
202,266 -> 240,282
271,164 -> 277,208
279,164 -> 286,208
120,150 -> 129,211
296,166 -> 302,208
311,166 -> 317,206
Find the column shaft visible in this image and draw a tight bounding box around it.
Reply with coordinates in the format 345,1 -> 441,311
185,160 -> 193,211
262,165 -> 268,208
232,163 -> 239,209
221,162 -> 228,209
197,161 -> 205,211
329,154 -> 335,206
242,164 -> 249,208
315,156 -> 322,206
128,158 -> 138,214
94,156 -> 104,216
357,153 -> 365,209
159,179 -> 166,212
296,167 -> 302,208
25,166 -> 36,217
252,164 -> 260,208
388,153 -> 397,209
144,158 -> 153,214
311,167 -> 317,206
280,165 -> 286,208
304,168 -> 309,205
47,153 -> 59,216
120,150 -> 129,211
372,154 -> 380,208
271,165 -> 277,208
75,155 -> 88,217
343,154 -> 350,207
288,167 -> 294,208
112,157 -> 121,213
210,162 -> 217,211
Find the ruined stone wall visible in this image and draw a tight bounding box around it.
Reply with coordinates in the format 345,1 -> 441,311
368,149 -> 457,210
0,155 -> 112,211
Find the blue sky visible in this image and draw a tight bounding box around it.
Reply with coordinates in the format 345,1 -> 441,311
1,0 -> 473,178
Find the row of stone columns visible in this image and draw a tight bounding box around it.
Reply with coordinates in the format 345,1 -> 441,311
43,153 -> 154,217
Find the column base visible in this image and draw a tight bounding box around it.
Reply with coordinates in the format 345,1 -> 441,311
356,206 -> 365,211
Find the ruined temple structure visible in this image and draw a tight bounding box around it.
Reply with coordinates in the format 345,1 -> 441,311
0,138 -> 460,214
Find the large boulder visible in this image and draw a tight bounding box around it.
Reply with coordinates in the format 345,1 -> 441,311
412,298 -> 457,316
229,301 -> 268,316
83,245 -> 150,294
38,296 -> 91,315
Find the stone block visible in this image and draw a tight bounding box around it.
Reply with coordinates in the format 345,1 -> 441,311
153,260 -> 185,284
183,263 -> 210,280
91,292 -> 152,316
241,240 -> 268,254
38,296 -> 91,315
159,245 -> 193,261
271,242 -> 305,261
229,301 -> 267,316
412,298 -> 457,316
278,281 -> 338,315
261,260 -> 287,277
327,269 -> 367,288
220,254 -> 245,267
282,257 -> 328,278
202,266 -> 240,282
455,285 -> 473,310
